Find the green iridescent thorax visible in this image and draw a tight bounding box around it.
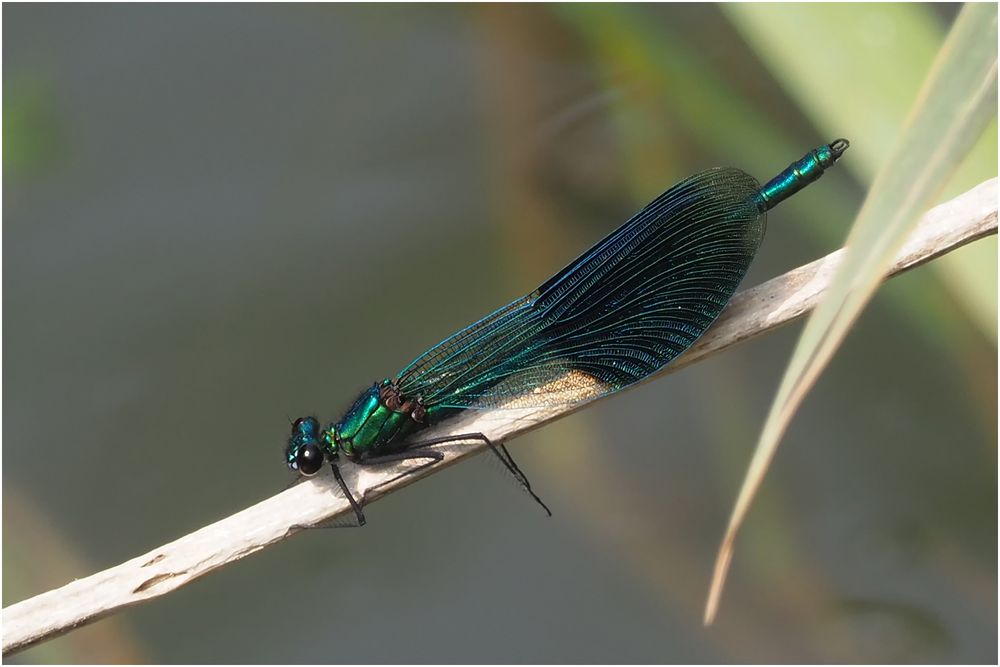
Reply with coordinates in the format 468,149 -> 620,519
755,139 -> 848,212
325,379 -> 440,461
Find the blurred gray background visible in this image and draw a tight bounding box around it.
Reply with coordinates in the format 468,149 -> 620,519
4,4 -> 996,663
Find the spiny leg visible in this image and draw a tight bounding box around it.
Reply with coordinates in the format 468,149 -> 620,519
304,450 -> 445,530
404,432 -> 551,517
360,448 -> 445,466
356,448 -> 444,497
286,449 -> 444,529
489,441 -> 552,517
331,462 -> 367,527
285,465 -> 367,532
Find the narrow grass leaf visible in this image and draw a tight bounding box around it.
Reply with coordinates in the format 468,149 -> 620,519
705,3 -> 998,625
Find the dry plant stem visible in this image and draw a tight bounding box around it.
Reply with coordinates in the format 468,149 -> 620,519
3,178 -> 996,657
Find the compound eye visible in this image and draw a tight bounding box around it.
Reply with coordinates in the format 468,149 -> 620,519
292,417 -> 320,436
296,442 -> 324,476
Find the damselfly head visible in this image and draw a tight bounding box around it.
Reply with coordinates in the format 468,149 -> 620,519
286,416 -> 325,476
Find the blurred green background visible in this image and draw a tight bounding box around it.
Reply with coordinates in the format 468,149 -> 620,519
4,4 -> 996,663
